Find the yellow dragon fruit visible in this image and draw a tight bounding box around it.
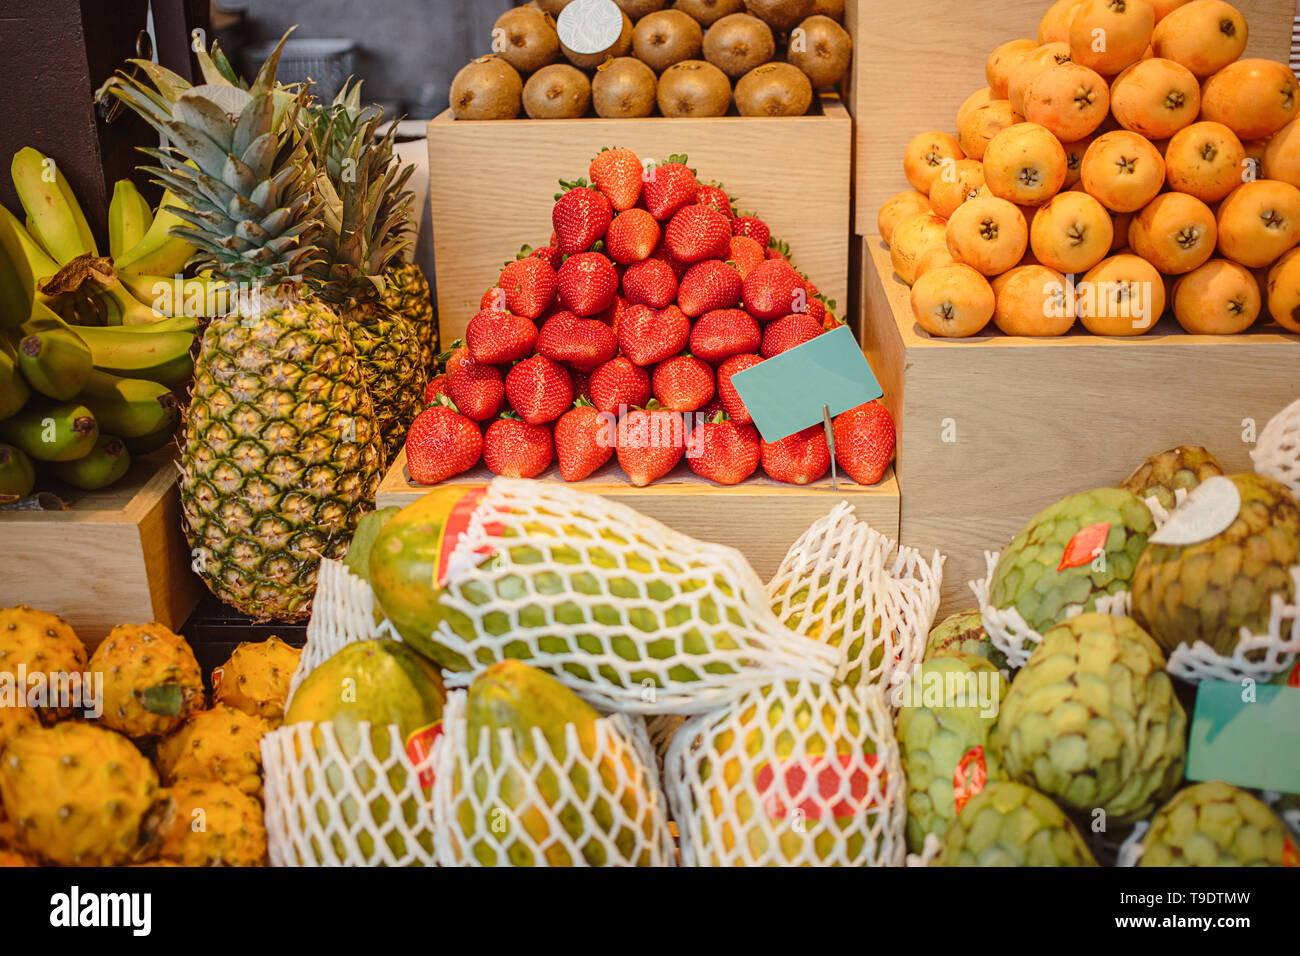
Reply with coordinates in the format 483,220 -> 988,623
156,781 -> 267,867
0,704 -> 39,754
155,704 -> 270,796
213,635 -> 300,726
0,606 -> 88,723
89,623 -> 204,737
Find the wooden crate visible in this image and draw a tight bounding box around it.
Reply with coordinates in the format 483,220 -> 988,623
861,235 -> 1300,613
426,93 -> 852,343
844,0 -> 1296,233
376,450 -> 900,582
0,454 -> 202,648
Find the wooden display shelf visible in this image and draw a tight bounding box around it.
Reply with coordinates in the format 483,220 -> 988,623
426,92 -> 852,343
0,451 -> 202,649
861,234 -> 1300,613
377,449 -> 900,582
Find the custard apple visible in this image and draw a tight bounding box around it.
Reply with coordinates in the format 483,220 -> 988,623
1120,446 -> 1224,513
1139,781 -> 1297,867
931,781 -> 1098,866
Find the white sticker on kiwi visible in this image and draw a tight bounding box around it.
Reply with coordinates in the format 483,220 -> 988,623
1149,475 -> 1241,546
556,0 -> 623,55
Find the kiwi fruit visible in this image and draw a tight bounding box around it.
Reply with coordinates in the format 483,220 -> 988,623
523,63 -> 592,118
632,9 -> 704,72
560,9 -> 634,68
449,55 -> 523,120
592,56 -> 659,117
674,0 -> 745,27
614,0 -> 667,16
702,13 -> 774,78
744,0 -> 814,33
734,61 -> 812,115
787,14 -> 851,88
657,59 -> 732,116
811,0 -> 844,19
537,0 -> 576,15
493,7 -> 561,74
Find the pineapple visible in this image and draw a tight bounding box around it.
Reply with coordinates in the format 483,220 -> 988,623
0,606 -> 87,724
89,623 -> 205,738
212,635 -> 300,725
156,703 -> 270,796
103,37 -> 385,622
156,781 -> 267,866
382,260 -> 438,377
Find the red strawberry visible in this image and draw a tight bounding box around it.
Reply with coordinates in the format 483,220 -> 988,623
554,398 -> 616,481
537,311 -> 618,371
466,309 -> 538,365
605,208 -> 660,265
696,184 -> 734,218
423,374 -> 449,406
617,304 -> 690,366
677,259 -> 742,317
765,247 -> 787,260
642,159 -> 698,220
557,251 -> 618,316
406,399 -> 483,484
664,204 -> 731,263
824,313 -> 845,331
698,395 -> 725,420
761,425 -> 831,485
686,413 -> 760,485
529,244 -> 563,269
480,287 -> 506,311
732,214 -> 771,248
727,235 -> 765,279
623,258 -> 678,308
589,147 -> 643,212
802,295 -> 827,324
553,186 -> 613,255
440,339 -> 471,377
617,403 -> 685,486
498,256 -> 557,319
505,355 -> 574,425
717,353 -> 762,425
690,309 -> 761,364
447,357 -> 506,421
761,313 -> 823,358
593,294 -> 627,329
651,355 -> 715,412
743,258 -> 807,321
833,401 -> 896,486
570,367 -> 593,402
649,240 -> 690,282
483,413 -> 554,479
589,356 -> 651,414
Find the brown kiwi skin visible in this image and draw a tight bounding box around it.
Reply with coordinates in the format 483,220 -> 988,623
592,56 -> 659,118
734,61 -> 812,115
744,0 -> 815,33
657,59 -> 733,116
614,0 -> 668,17
632,10 -> 704,72
450,55 -> 523,120
787,14 -> 852,88
561,10 -> 635,68
702,13 -> 775,78
536,0 -> 575,15
810,0 -> 844,19
493,7 -> 561,74
674,0 -> 746,26
522,63 -> 592,118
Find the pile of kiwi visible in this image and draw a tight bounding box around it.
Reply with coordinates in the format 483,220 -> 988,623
448,0 -> 853,120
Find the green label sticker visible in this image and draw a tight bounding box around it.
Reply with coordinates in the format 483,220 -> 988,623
1187,680 -> 1300,795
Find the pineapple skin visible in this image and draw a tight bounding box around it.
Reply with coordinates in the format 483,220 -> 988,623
382,262 -> 438,375
343,298 -> 423,465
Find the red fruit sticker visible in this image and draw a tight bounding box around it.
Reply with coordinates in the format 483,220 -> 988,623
952,745 -> 988,814
210,666 -> 224,698
1288,661 -> 1300,689
753,753 -> 882,821
434,487 -> 495,588
405,721 -> 444,789
1284,837 -> 1299,868
1058,522 -> 1110,571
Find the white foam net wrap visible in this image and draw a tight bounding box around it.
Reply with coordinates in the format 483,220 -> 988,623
664,679 -> 906,866
428,478 -> 838,714
287,558 -> 385,708
767,502 -> 944,697
1252,397 -> 1300,496
432,691 -> 676,866
261,720 -> 437,867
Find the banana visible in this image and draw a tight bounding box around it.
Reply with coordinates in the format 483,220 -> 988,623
108,180 -> 153,260
44,434 -> 130,490
0,442 -> 35,498
114,189 -> 197,276
0,398 -> 98,461
0,337 -> 31,419
74,325 -> 195,386
76,368 -> 179,438
119,273 -> 231,318
102,281 -> 165,325
0,203 -> 60,315
11,147 -> 98,265
16,323 -> 92,400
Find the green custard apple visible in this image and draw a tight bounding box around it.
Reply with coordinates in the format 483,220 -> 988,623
1120,446 -> 1224,514
931,781 -> 1098,867
924,608 -> 1010,673
1139,781 -> 1297,867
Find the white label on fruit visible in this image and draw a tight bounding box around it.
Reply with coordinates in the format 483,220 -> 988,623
557,0 -> 623,55
1149,476 -> 1241,546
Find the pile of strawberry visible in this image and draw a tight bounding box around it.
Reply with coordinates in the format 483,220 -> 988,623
405,147 -> 895,488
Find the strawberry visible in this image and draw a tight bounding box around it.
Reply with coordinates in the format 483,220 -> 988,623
554,398 -> 616,481
617,402 -> 685,486
593,294 -> 627,329
439,339 -> 471,377
801,295 -> 827,325
617,303 -> 690,366
589,147 -> 643,212
686,412 -> 760,485
651,355 -> 715,412
761,313 -> 824,358
605,208 -> 660,264
553,186 -> 613,255
642,158 -> 698,220
732,214 -> 770,248
570,367 -> 593,403
727,235 -> 765,279
622,257 -> 678,308
505,354 -> 574,425
498,256 -> 557,319
761,425 -> 831,485
447,357 -> 506,421
765,247 -> 787,260
483,412 -> 554,479
405,399 -> 483,485
589,356 -> 651,414
677,259 -> 742,317
557,251 -> 618,316
664,204 -> 731,263
528,244 -> 563,270
743,258 -> 807,321
717,353 -> 762,425
480,286 -> 507,312
466,309 -> 538,365
833,401 -> 896,486
423,374 -> 450,406
537,311 -> 618,371
696,184 -> 734,218
824,313 -> 845,331
690,308 -> 761,364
